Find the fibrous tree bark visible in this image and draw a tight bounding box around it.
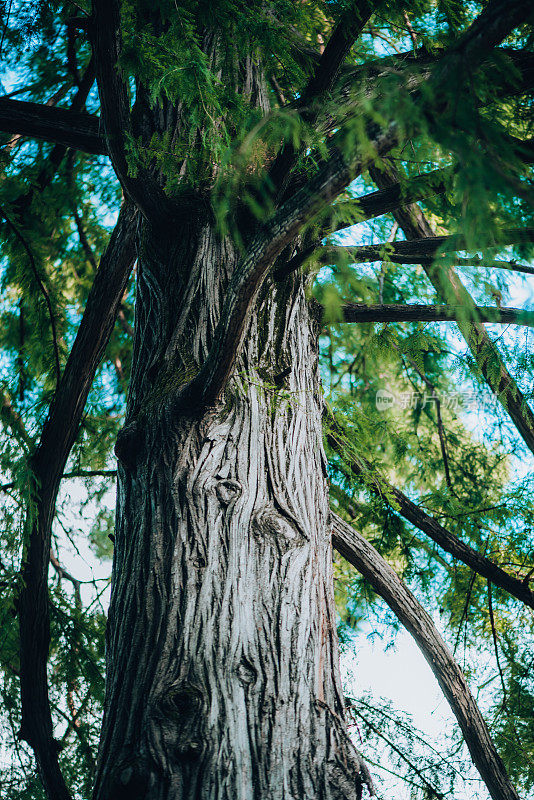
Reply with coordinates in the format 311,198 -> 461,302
90,25 -> 369,796
93,219 -> 368,800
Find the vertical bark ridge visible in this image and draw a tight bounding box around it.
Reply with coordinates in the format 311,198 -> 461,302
94,222 -> 364,799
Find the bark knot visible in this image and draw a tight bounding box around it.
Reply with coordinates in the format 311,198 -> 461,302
237,655 -> 257,687
252,504 -> 306,547
215,478 -> 242,505
147,681 -> 206,767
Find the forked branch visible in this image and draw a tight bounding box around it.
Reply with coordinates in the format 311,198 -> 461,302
369,160 -> 534,456
267,1 -> 374,196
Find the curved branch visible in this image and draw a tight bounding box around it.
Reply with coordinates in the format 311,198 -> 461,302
331,512 -> 521,800
91,0 -> 174,222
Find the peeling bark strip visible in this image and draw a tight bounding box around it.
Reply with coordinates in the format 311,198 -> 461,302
93,220 -> 366,800
331,513 -> 521,800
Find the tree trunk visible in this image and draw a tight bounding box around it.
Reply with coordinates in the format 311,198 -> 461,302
93,218 -> 363,800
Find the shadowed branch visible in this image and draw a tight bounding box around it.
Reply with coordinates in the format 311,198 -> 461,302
17,202 -> 138,800
331,511 -> 521,800
326,415 -> 534,609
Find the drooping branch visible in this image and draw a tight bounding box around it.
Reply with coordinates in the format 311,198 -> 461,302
325,416 -> 534,609
49,551 -> 81,608
0,206 -> 61,390
369,160 -> 534,456
0,98 -> 105,154
17,202 -> 138,800
331,512 -> 521,800
0,388 -> 34,450
324,300 -> 534,328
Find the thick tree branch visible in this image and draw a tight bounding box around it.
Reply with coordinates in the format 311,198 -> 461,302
17,202 -> 138,800
446,258 -> 534,277
369,160 -> 534,456
183,0 -> 532,411
181,126 -> 398,409
316,229 -> 534,265
331,512 -> 521,800
268,1 -> 373,194
326,417 -> 534,608
319,166 -> 451,235
276,229 -> 534,281
432,0 -> 533,85
326,301 -> 534,328
283,0 -> 533,213
91,0 -> 175,222
0,98 -> 105,154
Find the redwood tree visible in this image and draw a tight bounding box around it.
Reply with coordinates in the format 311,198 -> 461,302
0,1 -> 533,799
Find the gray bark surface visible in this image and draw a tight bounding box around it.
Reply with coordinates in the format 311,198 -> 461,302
93,222 -> 364,800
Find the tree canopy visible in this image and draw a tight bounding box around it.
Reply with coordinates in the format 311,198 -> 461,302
0,0 -> 533,798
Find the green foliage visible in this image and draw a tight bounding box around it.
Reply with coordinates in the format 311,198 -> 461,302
0,0 -> 533,797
